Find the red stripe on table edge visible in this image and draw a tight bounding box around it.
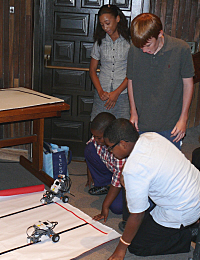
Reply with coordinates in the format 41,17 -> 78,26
55,202 -> 108,235
0,184 -> 45,196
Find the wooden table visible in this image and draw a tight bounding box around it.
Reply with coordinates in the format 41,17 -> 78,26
0,88 -> 69,187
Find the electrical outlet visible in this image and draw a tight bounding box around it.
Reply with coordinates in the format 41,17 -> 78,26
10,6 -> 14,14
187,42 -> 196,54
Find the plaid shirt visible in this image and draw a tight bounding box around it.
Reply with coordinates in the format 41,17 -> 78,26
87,137 -> 126,187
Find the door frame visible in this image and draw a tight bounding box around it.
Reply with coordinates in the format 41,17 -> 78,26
33,0 -> 46,93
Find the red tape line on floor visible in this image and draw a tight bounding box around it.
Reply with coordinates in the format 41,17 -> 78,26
56,202 -> 108,235
0,184 -> 45,196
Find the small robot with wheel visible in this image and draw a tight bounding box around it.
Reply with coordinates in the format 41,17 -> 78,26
26,220 -> 60,243
40,174 -> 72,204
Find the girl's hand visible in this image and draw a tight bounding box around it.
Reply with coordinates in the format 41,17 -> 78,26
98,89 -> 109,101
104,90 -> 120,110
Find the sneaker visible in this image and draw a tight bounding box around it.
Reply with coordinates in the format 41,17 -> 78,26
118,220 -> 126,232
88,185 -> 110,195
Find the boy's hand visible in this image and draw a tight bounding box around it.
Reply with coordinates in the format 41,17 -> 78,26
93,213 -> 105,221
129,114 -> 139,131
120,174 -> 125,188
85,167 -> 94,188
93,207 -> 109,222
85,178 -> 94,188
107,244 -> 127,260
171,119 -> 186,142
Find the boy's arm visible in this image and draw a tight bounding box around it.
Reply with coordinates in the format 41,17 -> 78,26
171,77 -> 194,142
85,166 -> 94,188
128,79 -> 139,131
108,212 -> 145,260
93,185 -> 121,222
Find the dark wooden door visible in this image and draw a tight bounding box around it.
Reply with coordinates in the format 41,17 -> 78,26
34,0 -> 137,160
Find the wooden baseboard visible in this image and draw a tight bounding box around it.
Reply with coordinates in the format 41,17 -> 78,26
0,148 -> 28,162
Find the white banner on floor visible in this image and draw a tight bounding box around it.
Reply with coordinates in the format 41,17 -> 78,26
0,191 -> 120,260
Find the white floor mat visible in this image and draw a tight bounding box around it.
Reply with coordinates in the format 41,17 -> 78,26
0,191 -> 120,260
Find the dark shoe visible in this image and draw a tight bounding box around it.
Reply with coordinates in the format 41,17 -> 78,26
189,221 -> 199,242
88,185 -> 110,195
191,227 -> 198,242
118,220 -> 126,232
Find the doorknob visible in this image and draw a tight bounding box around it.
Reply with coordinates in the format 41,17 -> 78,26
44,45 -> 52,66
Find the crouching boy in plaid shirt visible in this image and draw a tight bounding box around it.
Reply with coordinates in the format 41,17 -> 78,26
84,112 -> 126,220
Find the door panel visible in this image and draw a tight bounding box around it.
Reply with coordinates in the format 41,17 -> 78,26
40,0 -> 133,160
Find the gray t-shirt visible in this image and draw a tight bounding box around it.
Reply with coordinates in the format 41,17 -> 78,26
91,34 -> 130,94
127,34 -> 194,132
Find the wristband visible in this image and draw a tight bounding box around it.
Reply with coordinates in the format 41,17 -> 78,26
120,236 -> 131,246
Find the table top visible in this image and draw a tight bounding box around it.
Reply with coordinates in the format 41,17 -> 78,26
0,87 -> 69,123
0,87 -> 64,111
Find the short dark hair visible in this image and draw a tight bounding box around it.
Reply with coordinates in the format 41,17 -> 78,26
94,4 -> 130,45
131,13 -> 162,48
91,112 -> 116,133
104,118 -> 139,143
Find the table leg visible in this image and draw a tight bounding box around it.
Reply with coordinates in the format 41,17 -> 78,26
20,156 -> 54,187
32,118 -> 44,170
20,118 -> 54,187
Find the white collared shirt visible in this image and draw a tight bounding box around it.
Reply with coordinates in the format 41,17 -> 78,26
123,132 -> 200,228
